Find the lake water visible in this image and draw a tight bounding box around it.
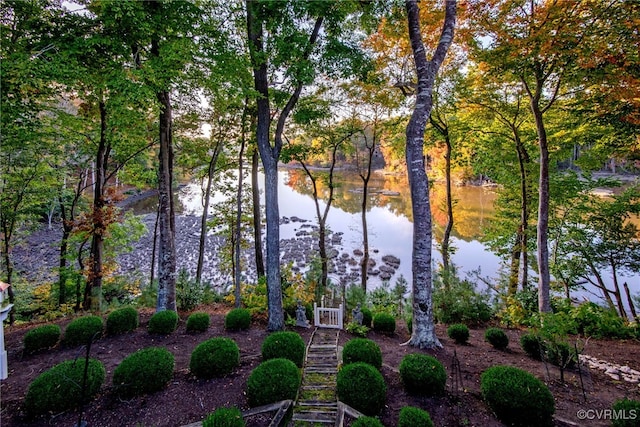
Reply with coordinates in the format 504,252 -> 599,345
154,168 -> 638,311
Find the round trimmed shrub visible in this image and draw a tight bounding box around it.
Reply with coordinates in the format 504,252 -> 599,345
24,358 -> 105,417
485,327 -> 509,350
246,358 -> 300,407
342,338 -> 382,370
447,323 -> 470,344
520,332 -> 545,360
399,353 -> 446,396
546,342 -> 577,368
106,307 -> 139,335
361,307 -> 373,328
186,312 -> 210,332
481,365 -> 555,427
202,406 -> 245,427
225,308 -> 251,331
261,331 -> 306,367
352,416 -> 384,427
337,362 -> 386,416
24,324 -> 61,353
372,312 -> 396,334
113,347 -> 174,397
148,310 -> 178,334
612,398 -> 640,427
63,315 -> 103,346
190,337 -> 240,379
398,406 -> 434,427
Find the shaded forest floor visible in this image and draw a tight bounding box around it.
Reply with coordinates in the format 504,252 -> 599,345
1,305 -> 639,426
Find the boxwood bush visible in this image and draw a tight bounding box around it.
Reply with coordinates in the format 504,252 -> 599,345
337,362 -> 386,416
147,310 -> 178,334
246,358 -> 300,407
398,406 -> 434,427
520,332 -> 545,360
63,315 -> 103,346
447,323 -> 470,344
372,312 -> 396,335
261,331 -> 306,367
24,324 -> 61,353
113,347 -> 174,397
612,398 -> 640,427
481,365 -> 555,427
399,354 -> 446,396
351,416 -> 384,427
225,308 -> 251,331
546,341 -> 577,368
106,307 -> 139,335
361,307 -> 373,328
342,338 -> 382,370
190,337 -> 240,379
186,312 -> 210,333
485,327 -> 509,350
202,406 -> 245,427
24,358 -> 105,417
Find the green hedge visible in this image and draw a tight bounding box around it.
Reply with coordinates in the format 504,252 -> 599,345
447,323 -> 470,344
225,308 -> 252,331
261,331 -> 306,367
148,310 -> 179,334
190,338 -> 240,379
24,325 -> 61,353
520,332 -> 545,360
481,365 -> 555,427
24,358 -> 105,417
106,307 -> 139,335
372,313 -> 396,334
342,338 -> 382,370
63,315 -> 103,347
186,312 -> 210,333
485,327 -> 509,350
351,416 -> 384,427
337,362 -> 386,416
113,347 -> 174,397
246,358 -> 300,407
202,407 -> 245,427
398,406 -> 434,427
612,398 -> 640,427
399,353 -> 446,396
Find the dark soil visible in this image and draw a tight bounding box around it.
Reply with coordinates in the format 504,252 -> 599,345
1,306 -> 639,427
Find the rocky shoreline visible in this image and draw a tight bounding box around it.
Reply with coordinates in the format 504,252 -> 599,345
11,212 -> 402,293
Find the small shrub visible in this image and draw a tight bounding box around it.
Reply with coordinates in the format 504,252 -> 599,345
246,358 -> 300,407
481,365 -> 555,427
351,416 -> 384,427
337,362 -> 386,416
186,312 -> 210,332
225,308 -> 251,331
63,315 -> 103,346
361,307 -> 373,328
261,331 -> 306,367
520,332 -> 545,360
447,323 -> 470,344
24,358 -> 105,417
485,327 -> 509,350
398,406 -> 434,427
113,347 -> 174,397
176,267 -> 207,311
147,310 -> 178,335
202,406 -> 245,427
190,338 -> 240,379
612,398 -> 640,427
372,312 -> 396,334
24,325 -> 60,353
345,322 -> 369,337
106,307 -> 139,335
342,338 -> 382,370
399,354 -> 446,396
433,276 -> 492,325
545,341 -> 577,368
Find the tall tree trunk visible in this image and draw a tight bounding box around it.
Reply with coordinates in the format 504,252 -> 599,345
58,199 -> 72,305
150,200 -> 159,287
234,105 -> 248,308
529,95 -> 551,313
251,148 -> 265,278
623,282 -> 637,319
156,88 -> 177,312
610,261 -> 628,319
196,146 -> 221,284
360,182 -> 369,292
85,100 -> 108,312
404,0 -> 456,349
441,131 -> 454,273
509,132 -> 530,294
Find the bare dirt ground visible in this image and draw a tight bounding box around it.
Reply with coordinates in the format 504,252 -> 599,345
1,305 -> 639,427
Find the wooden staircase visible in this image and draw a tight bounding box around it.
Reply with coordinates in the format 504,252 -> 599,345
291,328 -> 340,426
